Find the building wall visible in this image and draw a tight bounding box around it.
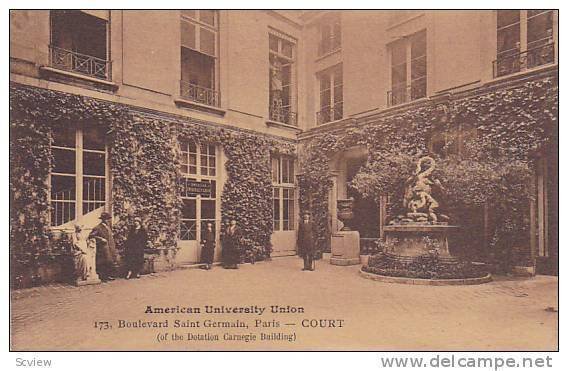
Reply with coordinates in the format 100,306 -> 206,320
9,10 -> 305,264
9,10 -> 304,138
301,10 -> 559,129
10,10 -> 558,269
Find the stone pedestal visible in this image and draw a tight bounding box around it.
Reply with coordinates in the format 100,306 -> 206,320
330,231 -> 360,265
383,224 -> 458,257
75,276 -> 101,286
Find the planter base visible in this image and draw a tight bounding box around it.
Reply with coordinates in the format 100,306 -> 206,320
359,268 -> 492,286
330,257 -> 360,266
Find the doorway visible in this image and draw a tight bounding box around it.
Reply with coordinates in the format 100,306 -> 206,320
346,157 -> 379,238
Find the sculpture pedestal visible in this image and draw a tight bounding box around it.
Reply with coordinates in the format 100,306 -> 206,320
330,231 -> 360,266
383,224 -> 458,257
75,276 -> 101,286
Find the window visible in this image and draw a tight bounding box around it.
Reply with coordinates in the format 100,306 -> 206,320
318,14 -> 341,56
317,64 -> 343,125
49,10 -> 110,80
388,30 -> 427,106
180,10 -> 220,107
178,139 -> 217,241
269,30 -> 297,126
50,124 -> 107,227
272,156 -> 295,231
494,10 -> 555,77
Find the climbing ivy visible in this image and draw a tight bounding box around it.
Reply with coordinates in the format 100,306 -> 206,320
299,76 -> 557,263
10,83 -> 296,269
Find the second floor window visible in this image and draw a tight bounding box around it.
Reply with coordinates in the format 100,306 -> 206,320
180,10 -> 220,107
49,10 -> 110,80
318,14 -> 341,56
388,30 -> 427,107
269,31 -> 297,126
494,10 -> 555,78
317,64 -> 343,125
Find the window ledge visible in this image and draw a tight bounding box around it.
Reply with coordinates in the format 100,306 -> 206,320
315,48 -> 342,62
316,117 -> 346,127
174,97 -> 226,116
39,66 -> 118,92
385,97 -> 429,112
490,62 -> 558,85
266,119 -> 302,132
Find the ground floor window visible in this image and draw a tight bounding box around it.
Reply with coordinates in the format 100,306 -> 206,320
272,155 -> 295,231
50,123 -> 107,226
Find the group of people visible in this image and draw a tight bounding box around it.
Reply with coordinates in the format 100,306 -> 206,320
71,209 -> 316,282
72,212 -> 148,283
201,214 -> 316,272
201,219 -> 241,270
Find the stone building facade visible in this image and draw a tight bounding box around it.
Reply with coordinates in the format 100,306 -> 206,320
9,10 -> 558,285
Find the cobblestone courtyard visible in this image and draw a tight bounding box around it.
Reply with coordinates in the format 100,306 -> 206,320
10,256 -> 558,351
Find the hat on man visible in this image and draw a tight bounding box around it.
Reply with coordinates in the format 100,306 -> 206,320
99,212 -> 112,221
301,210 -> 311,217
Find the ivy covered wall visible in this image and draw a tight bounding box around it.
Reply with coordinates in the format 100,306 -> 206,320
298,76 -> 558,266
9,83 -> 296,271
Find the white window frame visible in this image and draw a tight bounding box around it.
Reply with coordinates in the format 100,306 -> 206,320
318,13 -> 341,56
178,139 -> 219,242
268,29 -> 297,123
497,10 -> 554,55
317,64 -> 343,125
272,155 -> 296,231
388,30 -> 427,105
180,10 -> 220,95
49,124 -> 108,227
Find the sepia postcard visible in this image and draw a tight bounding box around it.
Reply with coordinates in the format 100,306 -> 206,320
9,9 -> 558,352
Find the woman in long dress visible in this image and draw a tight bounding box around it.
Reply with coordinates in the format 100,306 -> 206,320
124,218 -> 148,279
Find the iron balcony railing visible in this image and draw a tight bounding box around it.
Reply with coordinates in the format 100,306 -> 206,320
180,80 -> 220,108
318,36 -> 341,56
49,45 -> 111,81
493,41 -> 555,78
316,103 -> 343,125
269,105 -> 298,126
387,79 -> 427,107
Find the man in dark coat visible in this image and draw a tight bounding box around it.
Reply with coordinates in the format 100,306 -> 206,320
124,217 -> 148,279
89,212 -> 117,281
223,219 -> 241,269
297,211 -> 315,271
200,222 -> 215,270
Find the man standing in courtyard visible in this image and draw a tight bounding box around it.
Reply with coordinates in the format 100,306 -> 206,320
89,212 -> 118,281
297,211 -> 315,271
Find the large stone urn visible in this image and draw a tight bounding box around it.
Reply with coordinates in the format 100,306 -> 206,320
331,198 -> 360,266
336,198 -> 355,231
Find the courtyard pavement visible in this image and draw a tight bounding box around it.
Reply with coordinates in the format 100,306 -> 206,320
10,255 -> 558,351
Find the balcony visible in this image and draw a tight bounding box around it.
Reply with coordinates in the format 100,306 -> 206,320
318,36 -> 341,57
269,105 -> 297,126
493,42 -> 555,78
179,81 -> 220,108
316,103 -> 343,125
387,80 -> 427,107
49,45 -> 111,81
